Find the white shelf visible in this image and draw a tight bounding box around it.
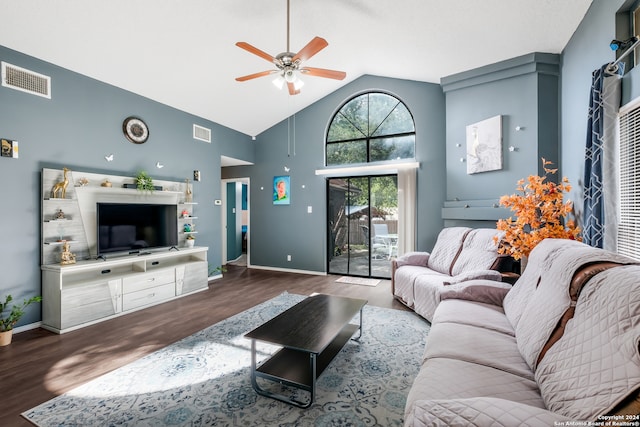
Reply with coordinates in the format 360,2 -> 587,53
180,216 -> 198,220
44,240 -> 79,246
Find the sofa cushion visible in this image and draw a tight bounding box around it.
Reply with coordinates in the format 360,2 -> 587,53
442,269 -> 502,286
423,322 -> 534,380
513,239 -> 636,371
394,265 -> 446,309
412,273 -> 453,320
432,299 -> 515,336
405,397 -> 571,427
439,279 -> 512,307
450,228 -> 504,276
535,265 -> 640,420
426,227 -> 471,275
405,358 -> 545,417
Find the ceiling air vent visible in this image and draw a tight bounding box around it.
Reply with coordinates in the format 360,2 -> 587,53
193,124 -> 212,143
1,62 -> 51,99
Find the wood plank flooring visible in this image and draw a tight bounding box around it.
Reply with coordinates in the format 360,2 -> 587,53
0,266 -> 410,426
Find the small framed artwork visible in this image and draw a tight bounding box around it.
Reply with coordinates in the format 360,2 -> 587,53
1,138 -> 18,158
273,175 -> 290,205
466,115 -> 502,174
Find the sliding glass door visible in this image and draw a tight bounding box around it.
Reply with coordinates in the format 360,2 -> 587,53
327,175 -> 398,279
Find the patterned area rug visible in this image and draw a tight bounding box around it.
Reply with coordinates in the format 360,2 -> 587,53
335,276 -> 381,287
23,292 -> 429,426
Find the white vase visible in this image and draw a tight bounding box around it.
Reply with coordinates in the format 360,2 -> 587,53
185,239 -> 195,248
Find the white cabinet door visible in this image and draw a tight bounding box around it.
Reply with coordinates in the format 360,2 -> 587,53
61,279 -> 121,329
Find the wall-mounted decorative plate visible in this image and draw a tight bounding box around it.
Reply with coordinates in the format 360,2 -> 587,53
122,116 -> 149,144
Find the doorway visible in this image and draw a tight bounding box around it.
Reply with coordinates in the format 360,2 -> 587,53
327,175 -> 398,279
221,178 -> 249,267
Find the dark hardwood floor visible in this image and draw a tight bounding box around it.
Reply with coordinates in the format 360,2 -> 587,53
0,266 -> 410,426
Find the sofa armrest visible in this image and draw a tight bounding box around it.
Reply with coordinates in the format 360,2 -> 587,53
406,397 -> 572,427
439,279 -> 512,307
395,251 -> 431,267
443,269 -> 502,285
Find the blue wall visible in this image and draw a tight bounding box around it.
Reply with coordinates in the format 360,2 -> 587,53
223,75 -> 446,272
0,45 -> 252,327
440,53 -> 560,228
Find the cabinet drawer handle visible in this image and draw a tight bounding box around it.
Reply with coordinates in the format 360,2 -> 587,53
148,278 -> 155,282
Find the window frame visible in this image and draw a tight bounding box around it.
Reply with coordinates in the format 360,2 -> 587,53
325,91 -> 416,166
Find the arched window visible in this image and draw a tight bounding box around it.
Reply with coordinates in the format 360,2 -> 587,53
326,92 -> 415,166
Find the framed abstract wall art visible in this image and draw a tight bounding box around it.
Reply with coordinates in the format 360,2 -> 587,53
273,175 -> 290,205
466,115 -> 502,174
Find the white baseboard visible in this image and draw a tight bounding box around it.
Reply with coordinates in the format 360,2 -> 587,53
248,265 -> 327,276
12,321 -> 42,334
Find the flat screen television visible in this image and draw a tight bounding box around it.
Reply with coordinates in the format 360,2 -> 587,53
97,203 -> 178,257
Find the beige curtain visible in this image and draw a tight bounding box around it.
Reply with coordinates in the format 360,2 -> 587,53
397,168 -> 416,255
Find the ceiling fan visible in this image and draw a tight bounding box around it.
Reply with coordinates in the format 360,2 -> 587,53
235,0 -> 346,95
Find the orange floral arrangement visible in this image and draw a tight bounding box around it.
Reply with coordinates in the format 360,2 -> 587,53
495,158 -> 581,260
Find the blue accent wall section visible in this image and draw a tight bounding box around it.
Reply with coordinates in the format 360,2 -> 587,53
0,44 -> 252,327
441,53 -> 560,227
223,75 -> 446,271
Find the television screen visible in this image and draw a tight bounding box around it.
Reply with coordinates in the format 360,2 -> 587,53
97,203 -> 178,256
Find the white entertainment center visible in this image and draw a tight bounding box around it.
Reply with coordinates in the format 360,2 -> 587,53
41,168 -> 209,334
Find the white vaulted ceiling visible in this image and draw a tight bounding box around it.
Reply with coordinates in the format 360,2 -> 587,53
0,0 -> 593,137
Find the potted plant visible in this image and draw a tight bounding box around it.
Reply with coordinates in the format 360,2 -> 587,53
185,234 -> 195,248
135,170 -> 155,192
495,158 -> 581,269
0,294 -> 42,346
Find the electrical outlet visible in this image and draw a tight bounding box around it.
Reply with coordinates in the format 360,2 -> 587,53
287,254 -> 291,261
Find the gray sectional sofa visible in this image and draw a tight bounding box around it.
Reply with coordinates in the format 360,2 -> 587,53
392,227 -> 508,321
404,238 -> 640,426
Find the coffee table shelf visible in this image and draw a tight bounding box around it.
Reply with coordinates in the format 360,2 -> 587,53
245,294 -> 366,408
255,323 -> 359,388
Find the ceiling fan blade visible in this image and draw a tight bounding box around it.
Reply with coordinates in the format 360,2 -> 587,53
292,36 -> 328,63
235,42 -> 275,63
235,70 -> 276,82
300,67 -> 346,80
287,82 -> 300,95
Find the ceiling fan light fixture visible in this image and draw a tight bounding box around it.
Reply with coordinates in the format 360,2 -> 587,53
293,78 -> 304,91
283,69 -> 297,83
272,75 -> 285,90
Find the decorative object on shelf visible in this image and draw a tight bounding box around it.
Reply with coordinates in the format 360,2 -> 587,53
184,223 -> 194,233
185,178 -> 193,202
60,241 -> 76,265
182,209 -> 190,218
101,179 -> 112,187
135,170 -> 155,192
495,158 -> 582,261
51,167 -> 71,199
122,116 -> 149,144
55,209 -> 65,220
185,234 -> 195,248
77,177 -> 89,187
0,294 -> 42,346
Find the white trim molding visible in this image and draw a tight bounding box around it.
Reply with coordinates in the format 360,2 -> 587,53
315,161 -> 419,177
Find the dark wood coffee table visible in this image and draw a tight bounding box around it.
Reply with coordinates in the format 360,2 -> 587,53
244,294 -> 367,408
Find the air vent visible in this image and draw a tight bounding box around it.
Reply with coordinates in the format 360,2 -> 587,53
193,124 -> 211,143
1,62 -> 51,99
